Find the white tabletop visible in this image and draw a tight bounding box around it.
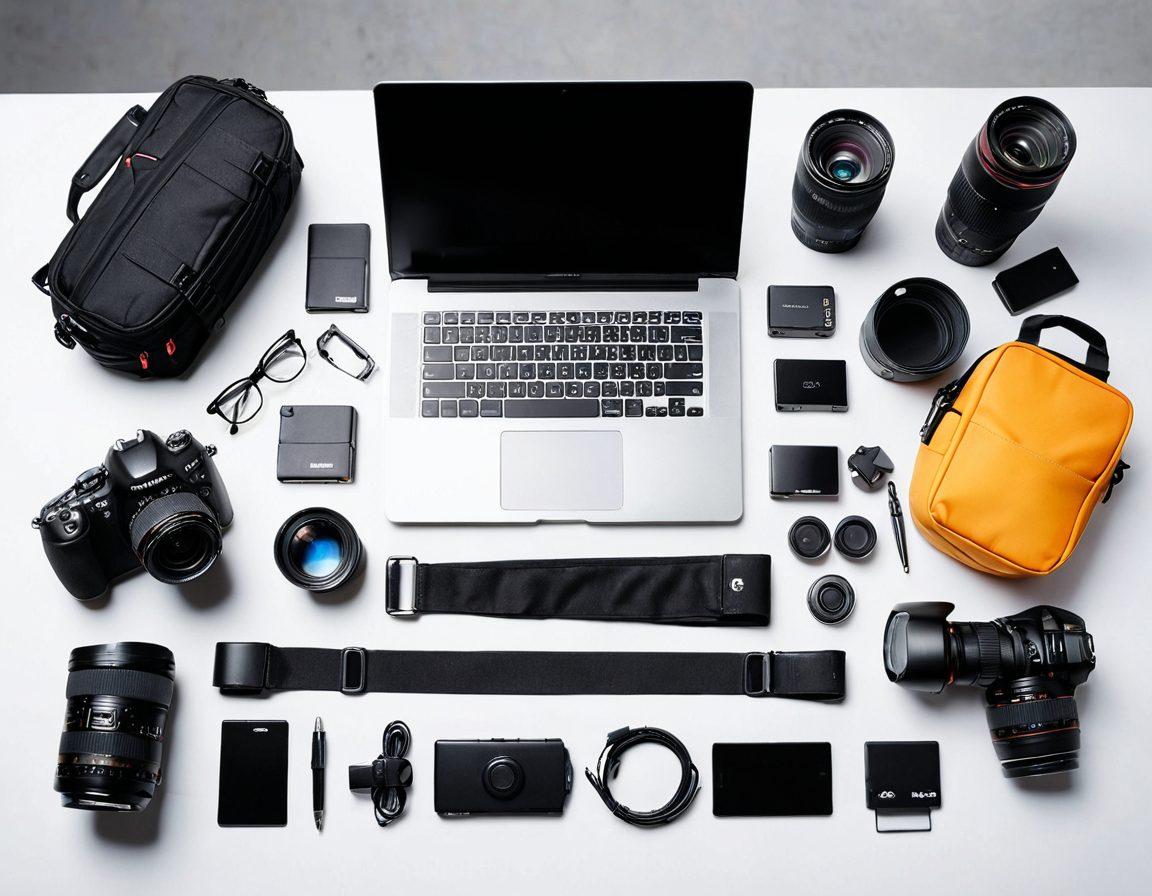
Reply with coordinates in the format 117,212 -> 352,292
2,87 -> 1149,894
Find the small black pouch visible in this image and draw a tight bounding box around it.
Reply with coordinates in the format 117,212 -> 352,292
276,405 -> 357,482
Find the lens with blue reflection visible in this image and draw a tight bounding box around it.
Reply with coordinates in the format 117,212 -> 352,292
275,508 -> 362,592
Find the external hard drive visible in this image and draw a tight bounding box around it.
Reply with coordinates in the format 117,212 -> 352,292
306,223 -> 370,312
774,359 -> 848,411
770,445 -> 839,498
277,405 -> 357,483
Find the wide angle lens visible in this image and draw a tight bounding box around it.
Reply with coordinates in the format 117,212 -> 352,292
130,492 -> 223,584
791,109 -> 895,253
935,96 -> 1075,266
55,642 -> 175,811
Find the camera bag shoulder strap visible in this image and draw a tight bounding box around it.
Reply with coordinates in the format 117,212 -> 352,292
385,554 -> 771,625
213,643 -> 846,702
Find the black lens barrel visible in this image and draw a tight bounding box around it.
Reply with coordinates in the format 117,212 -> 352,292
791,109 -> 895,252
860,278 -> 969,382
986,685 -> 1082,778
936,96 -> 1075,266
55,642 -> 174,811
130,491 -> 223,584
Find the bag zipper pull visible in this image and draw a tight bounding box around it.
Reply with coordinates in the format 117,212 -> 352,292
919,381 -> 959,444
1102,460 -> 1130,503
139,351 -> 150,371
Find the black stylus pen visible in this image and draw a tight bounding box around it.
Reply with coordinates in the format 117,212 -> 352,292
888,481 -> 910,573
312,716 -> 326,831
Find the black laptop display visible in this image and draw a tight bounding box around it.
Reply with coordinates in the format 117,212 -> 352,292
374,81 -> 753,287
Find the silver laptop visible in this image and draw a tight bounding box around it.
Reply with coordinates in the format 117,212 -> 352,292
373,81 -> 752,523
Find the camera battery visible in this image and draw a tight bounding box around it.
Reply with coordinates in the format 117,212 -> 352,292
768,285 -> 836,337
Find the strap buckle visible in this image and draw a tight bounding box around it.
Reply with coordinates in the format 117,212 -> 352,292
385,557 -> 418,616
212,642 -> 270,695
742,652 -> 771,697
341,646 -> 367,694
251,153 -> 276,186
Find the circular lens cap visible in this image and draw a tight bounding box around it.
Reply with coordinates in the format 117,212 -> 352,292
834,515 -> 877,559
789,516 -> 831,560
807,574 -> 856,624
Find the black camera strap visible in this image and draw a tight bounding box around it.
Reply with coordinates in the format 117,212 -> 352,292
213,642 -> 846,702
384,554 -> 771,626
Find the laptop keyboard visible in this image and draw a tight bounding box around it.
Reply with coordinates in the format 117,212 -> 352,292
420,310 -> 705,419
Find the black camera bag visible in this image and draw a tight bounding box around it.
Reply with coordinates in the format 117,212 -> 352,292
32,76 -> 303,378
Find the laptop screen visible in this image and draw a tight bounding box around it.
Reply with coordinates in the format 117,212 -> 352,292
374,81 -> 753,285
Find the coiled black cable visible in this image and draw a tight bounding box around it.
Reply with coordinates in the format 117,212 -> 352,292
584,726 -> 700,827
372,720 -> 412,826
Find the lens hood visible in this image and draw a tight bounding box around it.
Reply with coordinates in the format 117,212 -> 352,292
860,278 -> 969,382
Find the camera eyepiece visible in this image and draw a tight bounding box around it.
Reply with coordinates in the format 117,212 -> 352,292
884,602 -> 1095,778
791,109 -> 895,253
936,96 -> 1076,266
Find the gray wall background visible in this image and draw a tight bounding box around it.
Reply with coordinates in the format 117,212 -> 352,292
1,0 -> 1149,92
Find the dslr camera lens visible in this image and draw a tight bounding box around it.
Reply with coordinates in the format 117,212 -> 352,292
275,507 -> 364,592
130,492 -> 223,584
936,96 -> 1076,266
791,109 -> 895,253
55,642 -> 175,811
883,602 -> 1095,778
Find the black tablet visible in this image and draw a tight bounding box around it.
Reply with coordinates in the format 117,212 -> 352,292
712,742 -> 833,816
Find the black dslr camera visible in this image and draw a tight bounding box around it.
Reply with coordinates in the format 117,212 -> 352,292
884,602 -> 1095,778
35,429 -> 233,601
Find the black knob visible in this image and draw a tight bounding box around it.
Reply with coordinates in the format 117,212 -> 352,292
166,430 -> 192,451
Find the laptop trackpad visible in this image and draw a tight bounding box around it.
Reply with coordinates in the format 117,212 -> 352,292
501,431 -> 623,511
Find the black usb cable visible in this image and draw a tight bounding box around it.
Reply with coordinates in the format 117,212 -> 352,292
585,725 -> 700,827
347,720 -> 413,827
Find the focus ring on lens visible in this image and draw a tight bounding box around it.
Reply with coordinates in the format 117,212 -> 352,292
946,168 -> 1044,240
66,668 -> 175,705
58,730 -> 164,764
986,696 -> 1079,731
973,623 -> 1004,686
129,491 -> 215,553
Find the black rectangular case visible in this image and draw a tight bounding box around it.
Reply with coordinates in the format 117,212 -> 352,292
217,720 -> 289,826
434,739 -> 571,815
276,405 -> 357,482
306,223 -> 370,312
774,359 -> 848,411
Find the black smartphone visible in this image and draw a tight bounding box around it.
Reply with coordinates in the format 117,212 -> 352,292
712,742 -> 833,816
218,720 -> 289,826
993,247 -> 1078,315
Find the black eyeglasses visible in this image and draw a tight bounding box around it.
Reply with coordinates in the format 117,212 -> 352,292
206,330 -> 306,433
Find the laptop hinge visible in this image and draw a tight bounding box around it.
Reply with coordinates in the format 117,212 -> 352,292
426,276 -> 701,293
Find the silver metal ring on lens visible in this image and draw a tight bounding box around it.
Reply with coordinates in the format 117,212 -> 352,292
859,278 -> 969,382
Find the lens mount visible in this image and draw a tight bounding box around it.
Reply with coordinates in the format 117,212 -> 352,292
274,507 -> 363,593
130,492 -> 223,585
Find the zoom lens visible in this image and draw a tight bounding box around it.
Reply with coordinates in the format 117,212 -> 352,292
275,507 -> 363,592
936,96 -> 1076,266
130,491 -> 223,584
791,109 -> 895,253
55,642 -> 175,811
986,681 -> 1083,778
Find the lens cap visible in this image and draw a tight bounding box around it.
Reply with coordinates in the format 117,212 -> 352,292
807,574 -> 856,624
274,507 -> 363,593
834,515 -> 877,559
789,516 -> 831,560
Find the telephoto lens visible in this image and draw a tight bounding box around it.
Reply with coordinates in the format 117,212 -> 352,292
936,96 -> 1076,266
55,642 -> 175,811
883,603 -> 1095,778
791,109 -> 895,252
275,507 -> 364,592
